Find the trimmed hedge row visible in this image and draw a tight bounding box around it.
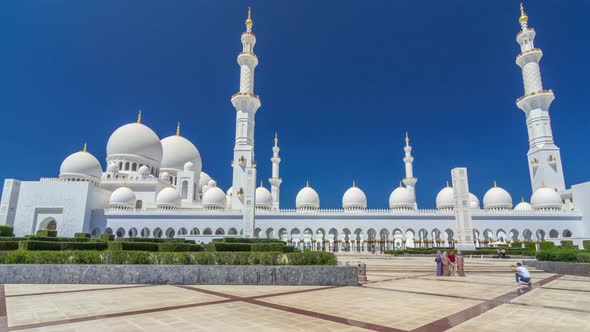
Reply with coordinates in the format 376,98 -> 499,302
36,230 -> 57,237
536,250 -> 590,263
107,242 -> 203,252
0,241 -> 19,251
100,234 -> 115,241
0,250 -> 337,265
214,237 -> 285,244
24,236 -> 91,242
560,240 -> 575,249
210,242 -> 295,253
123,238 -> 196,244
584,240 -> 590,250
0,226 -> 14,237
74,233 -> 91,239
539,241 -> 556,250
18,241 -> 108,251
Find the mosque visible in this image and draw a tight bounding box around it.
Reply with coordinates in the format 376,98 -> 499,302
1,5 -> 589,250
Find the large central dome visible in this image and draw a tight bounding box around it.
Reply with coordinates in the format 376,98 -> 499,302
107,122 -> 163,163
160,134 -> 202,173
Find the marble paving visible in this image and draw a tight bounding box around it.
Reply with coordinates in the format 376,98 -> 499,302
1,256 -> 589,331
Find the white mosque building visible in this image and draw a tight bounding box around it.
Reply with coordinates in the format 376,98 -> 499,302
1,5 -> 589,250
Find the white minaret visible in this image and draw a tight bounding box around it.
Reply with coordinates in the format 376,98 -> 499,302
515,3 -> 565,192
268,132 -> 282,210
402,132 -> 418,208
231,8 -> 261,237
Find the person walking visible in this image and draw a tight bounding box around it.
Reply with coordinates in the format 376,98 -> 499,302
435,251 -> 443,276
441,251 -> 450,276
448,250 -> 456,276
456,251 -> 465,277
512,262 -> 532,287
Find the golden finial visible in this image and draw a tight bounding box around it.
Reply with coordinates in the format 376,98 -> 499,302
274,132 -> 278,145
82,143 -> 87,152
176,122 -> 181,136
405,131 -> 410,146
399,181 -> 403,188
494,180 -> 497,188
519,3 -> 528,25
259,180 -> 263,188
245,7 -> 253,28
306,180 -> 309,187
446,180 -> 450,187
137,110 -> 142,124
521,196 -> 525,203
352,181 -> 356,188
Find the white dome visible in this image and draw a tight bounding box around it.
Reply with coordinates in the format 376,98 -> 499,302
436,183 -> 454,209
160,134 -> 202,173
160,171 -> 170,181
514,198 -> 534,211
199,172 -> 212,189
208,180 -> 217,187
296,183 -> 320,209
184,162 -> 194,171
59,149 -> 102,180
389,185 -> 415,209
156,187 -> 181,207
226,186 -> 233,196
109,187 -> 136,208
138,165 -> 150,175
483,183 -> 513,209
107,162 -> 119,172
255,185 -> 273,209
469,193 -> 480,209
343,183 -> 367,209
202,187 -> 226,209
531,187 -> 563,210
107,122 -> 163,163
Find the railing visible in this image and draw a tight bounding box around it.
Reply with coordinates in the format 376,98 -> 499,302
516,48 -> 542,59
516,89 -> 553,103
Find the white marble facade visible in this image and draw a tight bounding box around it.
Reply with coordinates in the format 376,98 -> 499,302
1,6 -> 590,248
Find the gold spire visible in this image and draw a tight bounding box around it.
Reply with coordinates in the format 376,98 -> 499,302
446,180 -> 449,187
274,132 -> 278,145
82,143 -> 87,152
352,181 -> 356,188
306,180 -> 309,187
137,110 -> 142,124
176,122 -> 181,136
519,3 -> 528,24
399,181 -> 403,188
521,196 -> 525,203
259,180 -> 263,188
245,7 -> 253,28
405,131 -> 410,146
494,180 -> 497,188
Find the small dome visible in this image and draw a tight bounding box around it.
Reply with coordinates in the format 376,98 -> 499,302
202,185 -> 210,195
60,149 -> 102,180
514,198 -> 533,211
208,180 -> 217,187
138,165 -> 150,175
160,134 -> 202,173
389,184 -> 415,209
255,184 -> 273,209
184,162 -> 194,171
109,187 -> 136,208
531,187 -> 563,210
469,193 -> 480,209
107,122 -> 163,163
343,182 -> 367,210
483,182 -> 513,209
226,186 -> 233,196
296,183 -> 320,209
199,171 -> 212,189
156,187 -> 181,207
160,171 -> 170,181
202,186 -> 226,209
436,183 -> 454,209
107,162 -> 119,172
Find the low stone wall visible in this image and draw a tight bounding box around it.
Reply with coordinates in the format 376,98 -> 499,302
523,260 -> 590,277
0,264 -> 359,286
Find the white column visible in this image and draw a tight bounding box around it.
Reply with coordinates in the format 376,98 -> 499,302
269,133 -> 282,210
231,8 -> 261,237
452,167 -> 476,251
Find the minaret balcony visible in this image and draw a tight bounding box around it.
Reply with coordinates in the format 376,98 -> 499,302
516,89 -> 554,112
516,28 -> 535,40
516,48 -> 542,67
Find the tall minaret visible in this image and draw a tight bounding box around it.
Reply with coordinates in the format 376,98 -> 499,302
402,132 -> 418,208
268,133 -> 282,210
231,7 -> 261,237
515,3 -> 565,192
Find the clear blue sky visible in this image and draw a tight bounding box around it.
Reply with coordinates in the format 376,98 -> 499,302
0,1 -> 589,209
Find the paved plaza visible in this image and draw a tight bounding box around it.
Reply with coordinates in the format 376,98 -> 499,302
1,256 -> 589,331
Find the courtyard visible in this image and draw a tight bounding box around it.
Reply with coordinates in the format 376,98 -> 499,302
0,256 -> 589,331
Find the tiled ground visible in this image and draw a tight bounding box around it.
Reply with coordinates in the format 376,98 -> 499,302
1,256 -> 589,331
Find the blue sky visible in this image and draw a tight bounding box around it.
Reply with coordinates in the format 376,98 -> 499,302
0,1 -> 589,209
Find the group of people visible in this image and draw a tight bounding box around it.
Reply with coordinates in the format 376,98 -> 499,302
435,250 -> 465,277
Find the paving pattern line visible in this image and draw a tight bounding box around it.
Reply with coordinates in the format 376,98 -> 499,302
409,274 -> 563,332
177,285 -> 405,332
5,285 -> 155,298
0,285 -> 7,332
364,273 -> 434,285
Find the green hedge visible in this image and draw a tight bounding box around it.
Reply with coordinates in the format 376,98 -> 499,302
511,241 -> 522,248
124,238 -> 195,244
24,236 -> 90,242
18,241 -> 108,251
384,250 -> 405,255
0,237 -> 27,242
213,243 -> 252,252
251,243 -> 285,252
0,226 -> 14,237
0,250 -> 336,265
74,233 -> 91,239
0,241 -> 19,251
219,237 -> 285,244
107,242 -> 159,251
583,240 -> 590,250
577,253 -> 590,263
536,250 -> 590,263
539,241 -> 556,250
100,234 -> 115,241
36,230 -> 57,237
560,240 -> 575,249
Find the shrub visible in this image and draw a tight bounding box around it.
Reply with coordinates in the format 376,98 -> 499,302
251,243 -> 285,252
221,238 -> 285,244
74,233 -> 91,239
286,251 -> 337,265
576,253 -> 590,263
157,243 -> 193,252
536,250 -> 578,262
36,230 -> 57,237
560,240 -> 575,249
212,242 -> 252,252
0,237 -> 27,242
19,241 -> 60,250
281,246 -> 297,253
107,241 -> 159,251
124,238 -> 192,243
24,236 -> 90,242
0,241 -> 19,251
384,250 -> 405,255
511,241 -> 522,248
189,244 -> 203,252
583,240 -> 590,250
0,225 -> 14,237
100,234 -> 115,241
539,241 -> 556,250
18,241 -> 107,251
